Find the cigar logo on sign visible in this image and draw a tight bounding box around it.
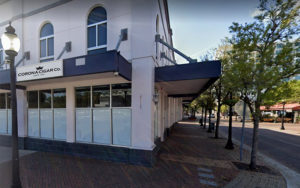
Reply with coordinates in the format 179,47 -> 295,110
16,60 -> 63,82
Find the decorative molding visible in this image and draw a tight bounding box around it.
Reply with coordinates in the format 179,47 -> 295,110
0,0 -> 72,27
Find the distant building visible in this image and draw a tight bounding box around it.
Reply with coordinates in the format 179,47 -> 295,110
260,103 -> 300,123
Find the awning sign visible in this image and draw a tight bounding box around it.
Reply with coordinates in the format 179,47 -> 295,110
16,60 -> 63,82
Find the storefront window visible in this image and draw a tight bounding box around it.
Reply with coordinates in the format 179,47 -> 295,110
53,89 -> 66,108
92,85 -> 110,107
75,84 -> 132,146
112,83 -> 131,107
0,93 -> 11,135
28,89 -> 66,140
28,91 -> 38,108
6,93 -> 11,109
40,90 -> 52,108
0,94 -> 5,109
76,87 -> 91,108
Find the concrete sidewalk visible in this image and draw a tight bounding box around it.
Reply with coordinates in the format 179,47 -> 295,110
219,119 -> 300,188
0,147 -> 34,188
0,121 -> 286,188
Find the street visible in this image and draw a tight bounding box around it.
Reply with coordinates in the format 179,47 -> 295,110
219,119 -> 300,174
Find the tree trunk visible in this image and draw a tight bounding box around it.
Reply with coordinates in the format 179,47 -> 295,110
191,109 -> 196,118
201,107 -> 204,126
207,109 -> 212,133
225,104 -> 234,149
225,93 -> 234,149
204,108 -> 207,129
249,102 -> 260,170
215,94 -> 221,138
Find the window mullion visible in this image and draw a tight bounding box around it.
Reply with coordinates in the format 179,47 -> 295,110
46,38 -> 48,57
88,20 -> 107,28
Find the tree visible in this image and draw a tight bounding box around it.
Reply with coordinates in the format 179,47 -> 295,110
205,87 -> 217,133
223,92 -> 239,149
221,105 -> 229,118
189,98 -> 201,119
198,94 -> 210,128
213,42 -> 234,138
263,80 -> 300,105
228,0 -> 300,169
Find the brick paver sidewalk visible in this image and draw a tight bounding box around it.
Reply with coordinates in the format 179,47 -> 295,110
0,121 -> 286,188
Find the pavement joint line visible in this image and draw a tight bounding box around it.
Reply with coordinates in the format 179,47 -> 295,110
199,179 -> 218,187
197,167 -> 213,173
198,173 -> 215,179
219,129 -> 300,188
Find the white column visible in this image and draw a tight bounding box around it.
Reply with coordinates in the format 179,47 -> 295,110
158,89 -> 163,139
179,98 -> 183,121
131,57 -> 155,150
173,98 -> 176,124
17,90 -> 27,137
164,94 -> 168,134
168,97 -> 172,128
178,98 -> 181,121
66,86 -> 75,143
175,98 -> 178,122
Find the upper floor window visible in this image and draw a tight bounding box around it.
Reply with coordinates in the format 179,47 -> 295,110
40,23 -> 54,62
87,6 -> 107,55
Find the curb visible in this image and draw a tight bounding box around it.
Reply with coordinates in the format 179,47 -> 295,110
219,130 -> 300,188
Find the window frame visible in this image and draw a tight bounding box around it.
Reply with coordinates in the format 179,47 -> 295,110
40,23 -> 54,62
75,83 -> 132,146
87,7 -> 107,53
27,89 -> 66,140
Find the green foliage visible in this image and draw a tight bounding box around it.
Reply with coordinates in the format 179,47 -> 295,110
223,0 -> 299,168
221,105 -> 229,114
227,0 -> 299,113
287,80 -> 300,102
188,86 -> 216,112
263,80 -> 300,105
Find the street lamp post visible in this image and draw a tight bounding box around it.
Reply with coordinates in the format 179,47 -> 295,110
281,101 -> 286,130
1,22 -> 22,188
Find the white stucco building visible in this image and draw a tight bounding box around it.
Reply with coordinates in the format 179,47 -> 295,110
0,0 -> 220,166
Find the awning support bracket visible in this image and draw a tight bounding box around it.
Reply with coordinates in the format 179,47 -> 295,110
56,41 -> 72,60
161,52 -> 177,65
0,51 -> 30,69
115,28 -> 128,51
155,34 -> 197,64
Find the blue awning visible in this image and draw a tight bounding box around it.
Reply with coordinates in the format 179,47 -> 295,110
155,61 -> 221,98
64,50 -> 131,81
0,50 -> 132,90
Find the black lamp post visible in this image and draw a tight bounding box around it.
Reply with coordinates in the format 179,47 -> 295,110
281,101 -> 286,130
1,22 -> 22,188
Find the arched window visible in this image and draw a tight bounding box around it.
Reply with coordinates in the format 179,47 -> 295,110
87,6 -> 107,55
40,23 -> 54,62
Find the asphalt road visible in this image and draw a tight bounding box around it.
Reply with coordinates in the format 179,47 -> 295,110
219,121 -> 300,174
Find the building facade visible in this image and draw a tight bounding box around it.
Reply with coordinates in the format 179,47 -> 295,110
0,0 -> 220,166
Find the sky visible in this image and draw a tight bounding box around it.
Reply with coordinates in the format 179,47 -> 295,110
168,0 -> 260,63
